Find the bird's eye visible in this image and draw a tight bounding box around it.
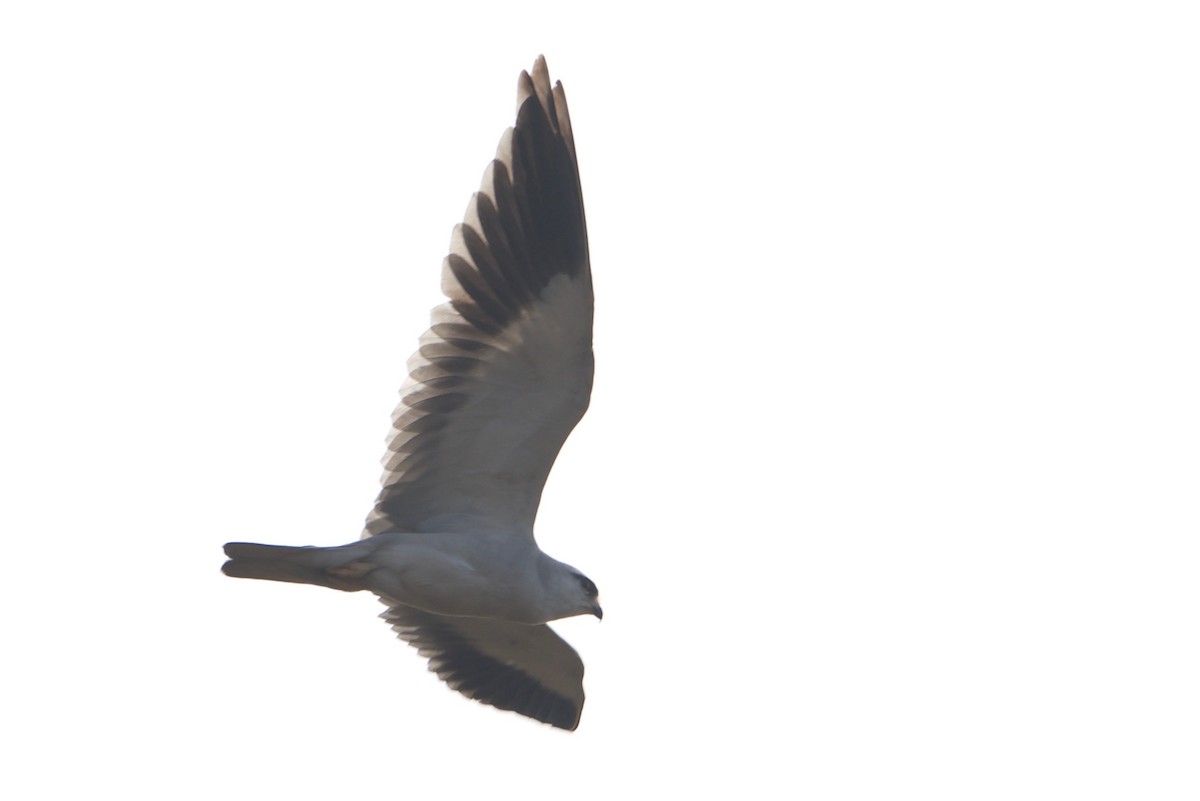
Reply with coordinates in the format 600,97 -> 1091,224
578,575 -> 598,596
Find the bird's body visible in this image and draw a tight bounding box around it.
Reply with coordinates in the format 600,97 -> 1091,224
222,56 -> 598,731
225,529 -> 595,625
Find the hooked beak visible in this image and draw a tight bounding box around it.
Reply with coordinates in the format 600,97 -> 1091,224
591,604 -> 603,620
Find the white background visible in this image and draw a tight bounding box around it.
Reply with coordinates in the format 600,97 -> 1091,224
2,2 -> 1198,798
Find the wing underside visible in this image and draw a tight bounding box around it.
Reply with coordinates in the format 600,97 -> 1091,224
364,55 -> 592,538
382,602 -> 585,731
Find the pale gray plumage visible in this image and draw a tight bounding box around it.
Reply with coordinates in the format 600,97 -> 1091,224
222,56 -> 597,731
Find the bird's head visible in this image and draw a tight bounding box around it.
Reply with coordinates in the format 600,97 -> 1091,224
539,556 -> 602,621
572,571 -> 603,620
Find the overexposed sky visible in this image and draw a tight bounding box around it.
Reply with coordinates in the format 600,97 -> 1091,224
2,2 -> 1198,798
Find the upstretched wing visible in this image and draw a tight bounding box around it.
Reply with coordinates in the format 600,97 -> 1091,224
364,55 -> 591,538
382,602 -> 585,730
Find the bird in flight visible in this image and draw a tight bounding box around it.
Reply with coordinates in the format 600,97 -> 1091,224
222,56 -> 598,731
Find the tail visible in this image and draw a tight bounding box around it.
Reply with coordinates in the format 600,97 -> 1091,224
222,542 -> 374,592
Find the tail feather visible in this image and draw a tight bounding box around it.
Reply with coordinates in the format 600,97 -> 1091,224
222,542 -> 367,592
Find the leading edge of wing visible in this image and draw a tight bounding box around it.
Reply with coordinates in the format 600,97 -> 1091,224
364,57 -> 592,537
